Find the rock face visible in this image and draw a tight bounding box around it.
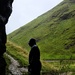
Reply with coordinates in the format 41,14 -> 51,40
0,0 -> 14,74
5,53 -> 28,75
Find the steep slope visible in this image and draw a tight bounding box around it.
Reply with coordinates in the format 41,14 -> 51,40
8,0 -> 75,59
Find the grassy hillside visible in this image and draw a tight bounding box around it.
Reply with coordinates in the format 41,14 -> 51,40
6,41 -> 28,66
7,0 -> 75,60
6,41 -> 75,73
6,41 -> 56,72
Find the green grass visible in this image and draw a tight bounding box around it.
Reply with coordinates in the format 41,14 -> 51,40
6,0 -> 75,73
6,41 -> 75,73
6,41 -> 52,71
7,0 -> 75,60
6,41 -> 28,66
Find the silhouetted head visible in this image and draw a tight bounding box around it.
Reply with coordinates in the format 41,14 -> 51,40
28,38 -> 36,47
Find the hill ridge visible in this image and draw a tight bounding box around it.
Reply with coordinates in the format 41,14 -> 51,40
8,0 -> 75,59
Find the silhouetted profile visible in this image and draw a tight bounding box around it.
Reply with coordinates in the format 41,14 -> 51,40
0,0 -> 14,74
28,38 -> 42,75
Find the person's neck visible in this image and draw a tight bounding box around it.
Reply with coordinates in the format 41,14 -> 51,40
31,44 -> 37,48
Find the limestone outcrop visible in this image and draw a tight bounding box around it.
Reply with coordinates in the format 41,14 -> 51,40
0,0 -> 14,74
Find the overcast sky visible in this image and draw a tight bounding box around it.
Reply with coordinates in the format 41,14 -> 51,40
6,0 -> 63,34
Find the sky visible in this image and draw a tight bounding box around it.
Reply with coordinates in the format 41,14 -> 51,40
6,0 -> 63,34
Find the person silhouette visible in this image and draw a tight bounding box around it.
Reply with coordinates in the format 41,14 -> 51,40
28,38 -> 42,75
0,0 -> 14,74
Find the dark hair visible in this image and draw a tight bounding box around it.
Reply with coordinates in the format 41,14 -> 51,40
29,38 -> 36,46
